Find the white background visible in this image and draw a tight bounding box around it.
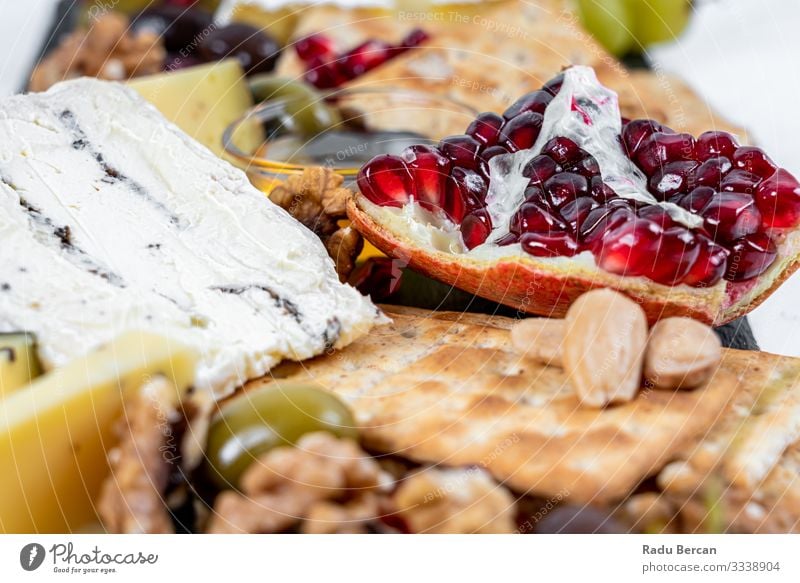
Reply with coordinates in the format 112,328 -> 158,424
1,0 -> 799,355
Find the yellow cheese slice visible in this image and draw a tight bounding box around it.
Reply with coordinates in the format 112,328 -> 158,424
129,59 -> 261,158
0,332 -> 196,533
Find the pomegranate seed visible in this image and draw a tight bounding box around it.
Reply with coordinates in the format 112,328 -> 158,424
637,205 -> 678,229
520,231 -> 578,257
593,218 -> 662,277
647,227 -> 701,285
755,168 -> 800,228
399,28 -> 430,49
440,135 -> 482,170
482,145 -> 510,163
724,233 -> 777,281
510,201 -> 567,234
461,209 -> 492,249
732,146 -> 778,179
566,155 -> 601,179
541,73 -> 564,96
304,58 -> 345,89
295,33 -> 335,62
648,160 -> 699,199
524,184 -> 547,203
496,233 -> 519,246
560,197 -> 597,234
682,235 -> 729,287
466,112 -> 505,146
339,40 -> 392,78
544,172 -> 589,208
498,111 -> 543,152
720,169 -> 762,195
445,168 -> 486,222
692,156 -> 732,189
677,186 -> 716,214
503,90 -> 553,119
695,131 -> 738,161
357,154 -> 413,207
622,119 -> 664,157
635,132 -> 696,175
579,203 -> 634,245
541,137 -> 583,166
589,176 -> 618,203
700,192 -> 762,243
401,145 -> 451,211
523,155 -> 560,186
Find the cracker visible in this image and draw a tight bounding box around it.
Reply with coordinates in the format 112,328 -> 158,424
249,307 -> 739,504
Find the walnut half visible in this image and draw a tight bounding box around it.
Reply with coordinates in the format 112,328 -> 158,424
269,168 -> 362,281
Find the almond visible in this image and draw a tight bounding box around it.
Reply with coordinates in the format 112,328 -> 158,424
563,289 -> 648,407
644,317 -> 721,390
510,318 -> 564,367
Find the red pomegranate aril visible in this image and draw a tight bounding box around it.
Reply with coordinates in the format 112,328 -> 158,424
682,235 -> 729,287
544,172 -> 589,208
340,39 -> 392,78
732,146 -> 778,179
622,119 -> 664,157
590,176 -> 618,203
401,145 -> 451,211
524,184 -> 547,203
399,28 -> 430,49
647,227 -> 701,285
503,90 -> 553,119
579,204 -> 634,245
693,156 -> 732,189
637,205 -> 678,229
541,137 -> 583,166
648,160 -> 699,199
700,192 -> 762,243
695,131 -> 738,161
635,132 -> 696,175
440,135 -> 482,171
511,201 -> 567,234
466,112 -> 505,146
725,233 -> 778,281
593,219 -> 662,278
541,73 -> 564,96
678,186 -> 716,214
520,231 -> 579,257
719,169 -> 761,195
755,168 -> 800,228
482,145 -> 510,163
498,111 -> 543,152
523,155 -> 560,186
357,154 -> 413,207
295,33 -> 335,62
445,167 -> 487,222
461,209 -> 492,249
566,155 -> 601,178
304,58 -> 345,89
560,197 -> 597,234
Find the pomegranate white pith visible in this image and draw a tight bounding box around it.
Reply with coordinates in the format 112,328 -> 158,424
350,67 -> 800,324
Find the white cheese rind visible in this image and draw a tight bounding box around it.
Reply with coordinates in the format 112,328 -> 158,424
0,79 -> 384,396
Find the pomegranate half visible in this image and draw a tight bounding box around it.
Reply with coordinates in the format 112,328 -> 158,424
348,67 -> 800,325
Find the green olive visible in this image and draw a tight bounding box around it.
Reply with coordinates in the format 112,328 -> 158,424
203,382 -> 358,489
248,75 -> 342,136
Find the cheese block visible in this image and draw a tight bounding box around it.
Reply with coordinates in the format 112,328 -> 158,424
0,79 -> 384,396
0,332 -> 42,397
0,332 -> 196,533
128,59 -> 261,158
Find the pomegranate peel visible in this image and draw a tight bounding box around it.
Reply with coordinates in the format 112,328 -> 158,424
348,67 -> 800,325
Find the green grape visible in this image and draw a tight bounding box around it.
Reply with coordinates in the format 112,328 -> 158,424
249,75 -> 342,136
576,0 -> 636,57
628,0 -> 691,48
